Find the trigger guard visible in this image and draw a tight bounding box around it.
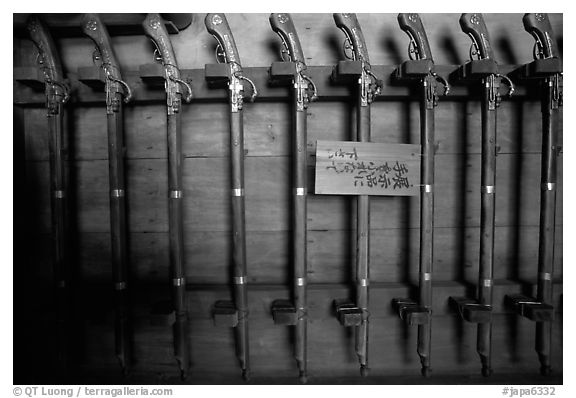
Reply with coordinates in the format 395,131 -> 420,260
408,40 -> 417,61
342,37 -> 354,60
215,44 -> 226,64
532,41 -> 544,60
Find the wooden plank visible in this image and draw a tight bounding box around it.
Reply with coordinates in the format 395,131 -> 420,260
26,220 -> 563,286
309,225 -> 564,285
25,239 -> 563,318
314,141 -> 420,196
21,99 -> 563,161
66,285 -> 564,378
24,151 -> 563,234
309,152 -> 563,231
18,280 -> 563,381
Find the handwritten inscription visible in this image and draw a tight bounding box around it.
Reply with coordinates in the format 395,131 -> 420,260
315,140 -> 420,196
326,158 -> 413,190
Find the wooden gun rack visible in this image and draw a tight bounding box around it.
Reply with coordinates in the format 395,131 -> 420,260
14,63 -> 540,106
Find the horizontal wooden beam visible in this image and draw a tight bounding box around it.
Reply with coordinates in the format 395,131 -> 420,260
29,279 -> 563,322
14,64 -> 540,106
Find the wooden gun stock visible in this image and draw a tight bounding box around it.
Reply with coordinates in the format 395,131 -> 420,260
205,13 -> 242,66
460,13 -> 495,60
398,13 -> 433,61
523,13 -> 560,59
142,13 -> 180,74
269,13 -> 305,64
333,13 -> 370,63
27,15 -> 65,87
82,13 -> 122,80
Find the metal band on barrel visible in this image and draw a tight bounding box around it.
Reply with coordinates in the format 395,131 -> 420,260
115,281 -> 127,291
423,184 -> 433,193
233,276 -> 247,285
482,185 -> 495,194
542,183 -> 556,191
111,189 -> 125,198
515,299 -> 540,305
232,188 -> 245,197
296,278 -> 305,286
539,272 -> 552,281
170,190 -> 183,199
295,187 -> 306,196
54,190 -> 65,199
359,278 -> 369,287
173,277 -> 185,286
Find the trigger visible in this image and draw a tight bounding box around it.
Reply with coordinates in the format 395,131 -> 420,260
343,37 -> 354,60
277,33 -> 291,62
92,48 -> 102,65
215,43 -> 226,64
469,42 -> 479,61
532,41 -> 544,60
408,40 -> 418,60
153,48 -> 163,63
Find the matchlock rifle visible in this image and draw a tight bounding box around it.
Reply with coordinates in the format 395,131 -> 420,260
392,13 -> 449,378
27,14 -> 72,377
331,13 -> 382,377
142,13 -> 193,380
449,13 -> 514,378
81,13 -> 134,376
506,13 -> 562,376
269,13 -> 317,384
205,13 -> 258,381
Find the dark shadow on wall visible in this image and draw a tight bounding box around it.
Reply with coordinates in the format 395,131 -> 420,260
266,37 -> 284,63
327,32 -> 346,63
497,36 -> 519,65
381,29 -> 405,66
439,34 -> 464,65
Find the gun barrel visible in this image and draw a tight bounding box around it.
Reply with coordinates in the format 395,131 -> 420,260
292,76 -> 308,380
538,78 -> 559,305
417,75 -> 436,375
477,75 -> 498,377
355,84 -> 371,372
48,100 -> 70,373
230,103 -> 250,376
107,92 -> 131,373
167,104 -> 190,378
534,75 -> 560,376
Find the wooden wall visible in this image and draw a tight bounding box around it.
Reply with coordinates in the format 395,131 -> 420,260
13,13 -> 563,384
